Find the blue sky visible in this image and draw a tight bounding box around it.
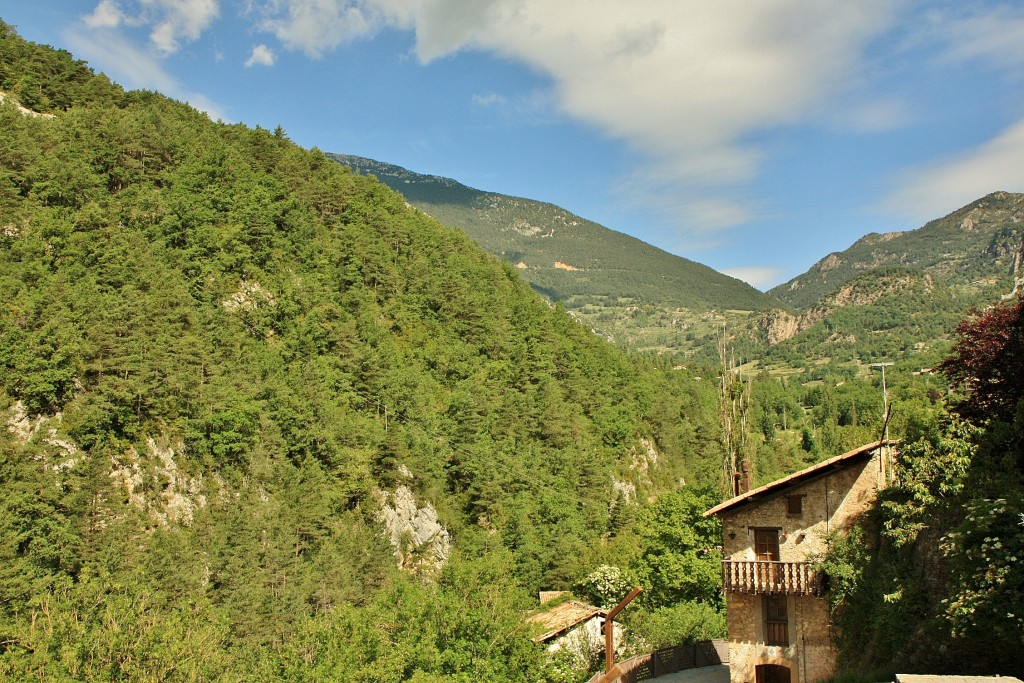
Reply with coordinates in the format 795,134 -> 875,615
4,1 -> 1024,290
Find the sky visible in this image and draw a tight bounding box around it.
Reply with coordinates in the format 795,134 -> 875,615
4,1 -> 1024,290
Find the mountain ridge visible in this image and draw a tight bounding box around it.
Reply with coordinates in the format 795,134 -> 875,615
769,191 -> 1024,310
330,153 -> 776,313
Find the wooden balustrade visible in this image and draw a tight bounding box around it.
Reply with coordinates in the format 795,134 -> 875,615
721,560 -> 823,596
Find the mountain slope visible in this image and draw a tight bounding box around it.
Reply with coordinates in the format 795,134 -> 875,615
0,21 -> 725,681
330,154 -> 774,312
770,192 -> 1024,309
755,193 -> 1024,366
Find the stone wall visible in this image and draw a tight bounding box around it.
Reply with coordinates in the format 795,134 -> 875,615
721,447 -> 888,683
722,450 -> 885,563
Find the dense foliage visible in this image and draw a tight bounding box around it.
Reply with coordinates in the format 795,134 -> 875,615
0,22 -> 729,681
823,299 -> 1024,675
940,298 -> 1024,424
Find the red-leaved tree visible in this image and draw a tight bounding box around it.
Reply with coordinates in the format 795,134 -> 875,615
940,297 -> 1024,423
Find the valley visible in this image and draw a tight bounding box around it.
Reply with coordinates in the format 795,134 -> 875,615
1,19 -> 1022,683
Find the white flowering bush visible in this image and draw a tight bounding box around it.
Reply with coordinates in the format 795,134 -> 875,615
577,564 -> 633,609
940,495 -> 1024,643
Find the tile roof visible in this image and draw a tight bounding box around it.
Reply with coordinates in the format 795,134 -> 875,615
704,440 -> 895,518
527,600 -> 605,643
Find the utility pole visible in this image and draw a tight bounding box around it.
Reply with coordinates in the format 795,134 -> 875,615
870,362 -> 894,442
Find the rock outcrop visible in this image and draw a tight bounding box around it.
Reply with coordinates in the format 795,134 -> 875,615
376,484 -> 451,571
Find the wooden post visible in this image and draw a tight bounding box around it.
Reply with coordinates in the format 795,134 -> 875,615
604,586 -> 643,673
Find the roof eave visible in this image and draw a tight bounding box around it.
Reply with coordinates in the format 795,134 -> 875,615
704,440 -> 896,518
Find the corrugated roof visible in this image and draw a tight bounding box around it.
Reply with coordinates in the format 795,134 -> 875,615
527,600 -> 605,643
704,440 -> 894,518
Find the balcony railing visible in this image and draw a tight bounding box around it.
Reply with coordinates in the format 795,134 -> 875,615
721,560 -> 823,596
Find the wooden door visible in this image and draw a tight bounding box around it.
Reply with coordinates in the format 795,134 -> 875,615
756,665 -> 792,683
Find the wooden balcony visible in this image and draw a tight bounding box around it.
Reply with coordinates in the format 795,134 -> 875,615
721,560 -> 823,596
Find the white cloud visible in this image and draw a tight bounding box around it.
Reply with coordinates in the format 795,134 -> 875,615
83,0 -> 220,54
250,0 -> 901,234
934,5 -> 1024,70
720,266 -> 785,290
84,0 -> 126,29
245,43 -> 276,67
253,0 -> 391,58
402,1 -> 897,177
147,0 -> 220,54
471,92 -> 504,107
469,89 -> 557,126
884,117 -> 1024,223
832,97 -> 912,134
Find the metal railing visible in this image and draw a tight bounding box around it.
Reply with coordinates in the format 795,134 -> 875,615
721,560 -> 823,596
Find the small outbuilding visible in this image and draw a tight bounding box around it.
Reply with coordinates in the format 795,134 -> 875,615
527,594 -> 624,669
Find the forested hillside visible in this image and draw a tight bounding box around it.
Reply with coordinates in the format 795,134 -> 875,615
330,154 -> 771,312
329,155 -> 773,358
0,22 -> 728,681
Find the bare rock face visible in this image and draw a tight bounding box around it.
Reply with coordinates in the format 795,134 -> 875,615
761,273 -> 929,345
612,478 -> 636,503
814,253 -> 842,272
5,401 -> 80,477
5,402 -> 204,525
6,400 -> 45,443
110,438 -> 207,526
960,207 -> 983,231
376,485 -> 451,571
760,309 -> 801,344
0,91 -> 55,119
221,279 -> 276,312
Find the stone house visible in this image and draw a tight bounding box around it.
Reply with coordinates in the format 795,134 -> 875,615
705,441 -> 895,683
527,594 -> 624,668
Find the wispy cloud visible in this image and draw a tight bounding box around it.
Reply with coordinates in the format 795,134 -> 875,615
61,22 -> 227,120
831,97 -> 912,134
71,0 -> 1024,251
469,89 -> 557,127
884,117 -> 1024,222
84,0 -> 126,29
82,0 -> 220,54
471,92 -> 504,108
932,4 -> 1024,70
247,0 -> 902,235
252,0 -> 390,58
244,43 -> 276,67
147,0 -> 220,54
720,266 -> 785,290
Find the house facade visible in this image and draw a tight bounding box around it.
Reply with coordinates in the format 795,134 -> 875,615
705,441 -> 894,683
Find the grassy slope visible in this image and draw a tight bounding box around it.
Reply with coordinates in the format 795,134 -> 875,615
330,154 -> 775,312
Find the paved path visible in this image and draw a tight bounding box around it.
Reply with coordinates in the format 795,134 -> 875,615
653,664 -> 730,683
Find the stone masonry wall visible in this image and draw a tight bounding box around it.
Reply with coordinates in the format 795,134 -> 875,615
721,448 -> 887,683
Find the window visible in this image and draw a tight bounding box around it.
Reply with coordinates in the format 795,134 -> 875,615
754,529 -> 780,561
786,495 -> 804,516
764,595 -> 789,645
